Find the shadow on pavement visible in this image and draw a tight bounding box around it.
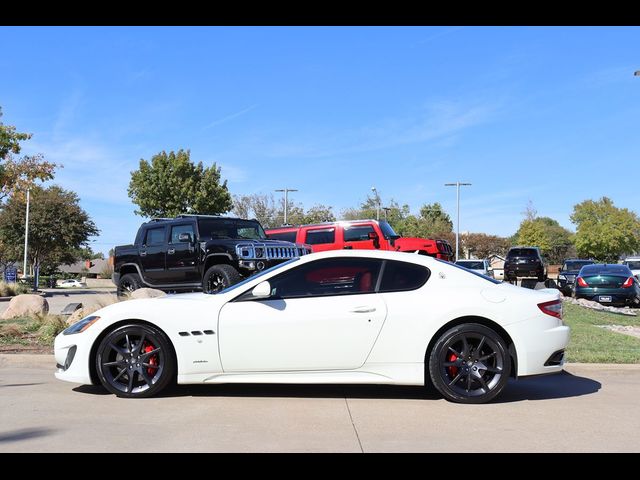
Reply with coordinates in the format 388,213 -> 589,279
72,370 -> 601,403
497,370 -> 601,403
0,428 -> 54,443
0,382 -> 45,388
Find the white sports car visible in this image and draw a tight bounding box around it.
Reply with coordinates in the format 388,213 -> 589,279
54,250 -> 570,404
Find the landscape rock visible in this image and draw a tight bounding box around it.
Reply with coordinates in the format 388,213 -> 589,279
66,304 -> 102,326
562,296 -> 637,316
1,294 -> 49,320
129,288 -> 166,300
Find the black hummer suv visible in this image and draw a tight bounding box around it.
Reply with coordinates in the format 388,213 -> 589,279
113,215 -> 311,296
503,246 -> 548,283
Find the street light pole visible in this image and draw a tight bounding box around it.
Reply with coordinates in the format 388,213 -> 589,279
444,181 -> 472,262
275,188 -> 298,225
22,188 -> 30,278
371,186 -> 380,221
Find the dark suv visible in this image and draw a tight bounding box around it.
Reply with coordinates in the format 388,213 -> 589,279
504,247 -> 547,282
557,258 -> 595,295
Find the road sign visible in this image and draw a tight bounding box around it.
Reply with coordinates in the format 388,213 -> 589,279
4,267 -> 17,283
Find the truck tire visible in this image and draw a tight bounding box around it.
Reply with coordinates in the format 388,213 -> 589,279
203,264 -> 241,294
118,273 -> 142,298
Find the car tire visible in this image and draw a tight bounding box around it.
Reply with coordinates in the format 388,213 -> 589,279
95,323 -> 175,398
117,273 -> 142,298
203,264 -> 242,293
429,323 -> 511,404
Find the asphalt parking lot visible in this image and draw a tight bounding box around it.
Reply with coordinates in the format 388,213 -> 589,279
1,356 -> 638,452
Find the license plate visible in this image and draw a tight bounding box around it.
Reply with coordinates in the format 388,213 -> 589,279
599,295 -> 612,303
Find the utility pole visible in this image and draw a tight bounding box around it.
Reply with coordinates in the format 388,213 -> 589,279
444,182 -> 472,262
22,188 -> 30,278
275,188 -> 298,225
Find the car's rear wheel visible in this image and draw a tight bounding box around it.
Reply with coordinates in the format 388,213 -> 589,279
96,324 -> 175,398
117,273 -> 142,298
429,323 -> 511,404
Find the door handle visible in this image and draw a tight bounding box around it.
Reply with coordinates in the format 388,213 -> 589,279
140,251 -> 147,257
167,248 -> 175,255
350,306 -> 376,313
343,246 -> 353,249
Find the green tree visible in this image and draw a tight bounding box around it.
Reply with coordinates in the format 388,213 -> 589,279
515,216 -> 573,264
301,204 -> 336,224
570,197 -> 640,262
128,149 -> 232,218
0,185 -> 99,274
0,107 -> 57,200
395,202 -> 453,239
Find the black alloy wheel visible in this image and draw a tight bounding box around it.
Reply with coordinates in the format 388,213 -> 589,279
96,324 -> 175,398
429,323 -> 510,404
203,264 -> 241,294
117,273 -> 141,299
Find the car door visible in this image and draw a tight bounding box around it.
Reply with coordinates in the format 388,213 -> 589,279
342,224 -> 377,250
218,257 -> 387,372
139,226 -> 167,283
165,223 -> 199,283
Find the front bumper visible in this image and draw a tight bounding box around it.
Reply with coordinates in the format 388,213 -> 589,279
54,333 -> 94,385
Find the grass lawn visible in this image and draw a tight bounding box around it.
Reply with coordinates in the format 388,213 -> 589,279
564,302 -> 640,363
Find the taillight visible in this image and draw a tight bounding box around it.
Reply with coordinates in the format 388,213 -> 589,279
576,277 -> 589,287
622,277 -> 634,288
538,299 -> 563,319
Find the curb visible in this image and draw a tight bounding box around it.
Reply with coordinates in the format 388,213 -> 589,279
0,291 -> 49,302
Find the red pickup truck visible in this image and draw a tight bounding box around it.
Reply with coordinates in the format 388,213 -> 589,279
265,219 -> 453,261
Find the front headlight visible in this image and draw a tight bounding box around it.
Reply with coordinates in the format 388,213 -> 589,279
558,274 -> 566,281
63,316 -> 100,335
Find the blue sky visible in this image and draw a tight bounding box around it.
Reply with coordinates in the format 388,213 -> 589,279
1,26 -> 639,255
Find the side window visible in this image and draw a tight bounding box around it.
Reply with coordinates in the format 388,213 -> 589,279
269,258 -> 382,299
305,228 -> 335,245
170,224 -> 195,243
144,227 -> 166,246
344,225 -> 375,242
267,231 -> 297,243
379,260 -> 430,293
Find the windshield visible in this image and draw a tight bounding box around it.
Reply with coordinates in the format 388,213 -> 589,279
214,258 -> 300,295
198,219 -> 266,240
563,260 -> 594,271
456,261 -> 485,270
379,221 -> 400,240
437,259 -> 500,284
623,261 -> 640,270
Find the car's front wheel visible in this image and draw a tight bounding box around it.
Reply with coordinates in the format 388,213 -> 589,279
429,323 -> 511,404
96,324 -> 175,398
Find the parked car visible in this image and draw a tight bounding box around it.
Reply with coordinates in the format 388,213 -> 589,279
574,263 -> 640,307
113,215 -> 311,297
503,247 -> 547,282
455,259 -> 493,278
55,249 -> 569,404
622,257 -> 640,281
266,219 -> 453,261
59,279 -> 85,288
557,258 -> 595,295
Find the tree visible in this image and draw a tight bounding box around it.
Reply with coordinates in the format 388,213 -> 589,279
128,149 -> 232,218
461,233 -> 511,259
0,107 -> 57,201
394,202 -> 453,239
301,204 -> 336,224
570,197 -> 640,262
0,185 -> 99,274
232,194 -> 335,228
514,216 -> 573,264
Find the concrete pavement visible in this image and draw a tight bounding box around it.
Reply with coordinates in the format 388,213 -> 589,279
1,355 -> 638,452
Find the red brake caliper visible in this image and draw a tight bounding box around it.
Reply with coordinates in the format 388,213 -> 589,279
143,342 -> 157,376
447,353 -> 458,377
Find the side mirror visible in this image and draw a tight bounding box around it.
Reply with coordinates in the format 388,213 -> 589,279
178,233 -> 193,243
251,281 -> 272,299
487,266 -> 493,271
367,231 -> 379,240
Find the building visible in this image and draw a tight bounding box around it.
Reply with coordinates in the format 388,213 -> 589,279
57,258 -> 112,279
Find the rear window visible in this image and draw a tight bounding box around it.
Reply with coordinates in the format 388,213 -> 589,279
456,261 -> 485,270
379,260 -> 430,292
507,248 -> 538,258
305,228 -> 335,245
267,231 -> 297,243
580,264 -> 632,276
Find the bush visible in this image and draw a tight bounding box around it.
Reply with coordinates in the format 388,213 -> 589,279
37,315 -> 67,343
0,281 -> 30,297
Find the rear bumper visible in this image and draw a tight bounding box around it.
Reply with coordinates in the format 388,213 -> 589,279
504,264 -> 544,279
509,316 -> 570,377
575,288 -> 639,306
